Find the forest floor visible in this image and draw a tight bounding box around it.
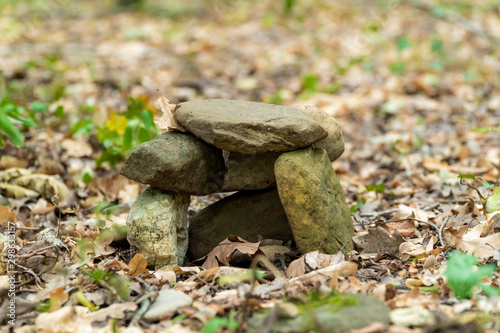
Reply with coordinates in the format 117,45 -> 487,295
0,0 -> 500,332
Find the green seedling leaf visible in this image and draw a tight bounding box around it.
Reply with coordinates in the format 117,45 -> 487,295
350,198 -> 365,213
396,36 -> 411,51
71,116 -> 94,137
431,38 -> 443,53
86,268 -> 130,300
202,309 -> 239,333
54,105 -> 64,118
389,61 -> 406,75
172,314 -> 187,325
472,127 -> 491,133
122,126 -> 134,151
31,101 -> 48,114
0,113 -> 24,146
218,269 -> 266,285
486,187 -> 500,213
483,182 -> 494,189
141,109 -> 154,129
75,290 -> 99,311
82,170 -> 93,185
302,73 -> 318,92
366,184 -> 385,194
444,252 -> 495,299
458,173 -> 476,180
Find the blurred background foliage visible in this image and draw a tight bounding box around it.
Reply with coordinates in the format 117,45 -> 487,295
0,0 -> 498,167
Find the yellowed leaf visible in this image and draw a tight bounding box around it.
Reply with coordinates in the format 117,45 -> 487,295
0,168 -> 32,182
11,174 -> 69,199
154,96 -> 185,131
0,183 -> 40,199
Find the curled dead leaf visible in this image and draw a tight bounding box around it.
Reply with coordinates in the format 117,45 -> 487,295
155,96 -> 186,132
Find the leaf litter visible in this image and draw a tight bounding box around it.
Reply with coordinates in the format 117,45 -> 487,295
0,0 -> 499,332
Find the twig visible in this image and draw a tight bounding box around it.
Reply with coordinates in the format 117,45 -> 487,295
360,208 -> 399,218
378,217 -> 440,233
237,255 -> 284,332
14,245 -> 57,258
438,217 -> 449,247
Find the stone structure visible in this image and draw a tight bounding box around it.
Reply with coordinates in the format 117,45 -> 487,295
121,99 -> 354,267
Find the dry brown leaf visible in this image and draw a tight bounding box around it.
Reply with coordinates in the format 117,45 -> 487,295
399,242 -> 426,261
291,261 -> 358,285
447,223 -> 500,260
0,155 -> 28,169
202,235 -> 264,269
378,220 -> 416,237
125,254 -> 150,276
0,205 -> 16,226
84,302 -> 137,322
286,251 -> 345,278
304,250 -> 344,270
48,287 -> 69,311
286,256 -> 307,278
353,227 -> 405,256
61,138 -> 93,158
154,96 -> 185,132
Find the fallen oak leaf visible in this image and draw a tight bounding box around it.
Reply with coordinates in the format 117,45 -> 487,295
125,253 -> 150,276
202,235 -> 264,269
155,96 -> 185,132
446,223 -> 500,260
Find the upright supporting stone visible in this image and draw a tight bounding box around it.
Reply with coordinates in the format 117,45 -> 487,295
188,187 -> 293,259
127,186 -> 190,267
275,147 -> 354,254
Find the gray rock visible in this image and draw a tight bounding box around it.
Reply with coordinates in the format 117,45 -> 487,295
120,131 -> 225,195
174,99 -> 328,154
127,186 -> 190,267
143,289 -> 193,321
275,147 -> 354,254
294,105 -> 344,161
248,294 -> 391,332
188,188 -> 293,259
219,151 -> 280,192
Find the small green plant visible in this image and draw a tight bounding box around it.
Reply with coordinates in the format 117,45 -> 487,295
350,198 -> 366,213
84,267 -> 130,300
458,174 -> 499,215
444,252 -> 496,299
366,183 -> 385,194
202,309 -> 239,333
95,97 -> 159,168
0,98 -> 46,147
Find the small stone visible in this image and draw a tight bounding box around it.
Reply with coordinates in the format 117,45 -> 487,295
390,306 -> 435,327
220,151 -> 280,192
188,188 -> 293,259
248,294 -> 390,332
120,131 -> 225,195
143,289 -> 193,321
275,147 -> 354,254
294,105 -> 345,161
174,99 -> 328,154
127,187 -> 190,267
